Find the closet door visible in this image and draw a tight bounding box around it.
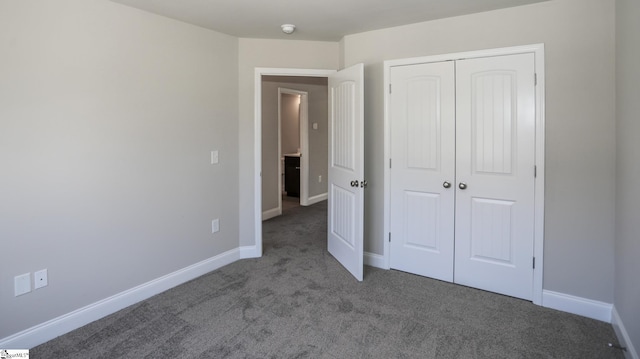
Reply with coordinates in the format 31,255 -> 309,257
389,61 -> 456,281
454,53 -> 536,300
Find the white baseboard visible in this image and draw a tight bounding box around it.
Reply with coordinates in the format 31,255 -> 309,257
307,193 -> 327,205
0,248 -> 242,349
364,252 -> 387,269
262,207 -> 281,221
612,306 -> 639,359
239,245 -> 261,259
542,290 -> 612,323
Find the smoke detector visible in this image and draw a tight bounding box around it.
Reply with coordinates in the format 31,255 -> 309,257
281,24 -> 296,34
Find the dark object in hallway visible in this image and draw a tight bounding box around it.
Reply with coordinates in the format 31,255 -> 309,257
284,155 -> 300,197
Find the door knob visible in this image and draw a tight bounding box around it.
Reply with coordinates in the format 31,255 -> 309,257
443,181 -> 451,189
458,182 -> 467,190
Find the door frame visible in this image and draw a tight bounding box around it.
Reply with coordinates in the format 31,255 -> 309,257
278,88 -> 310,207
383,44 -> 546,305
254,68 -> 336,256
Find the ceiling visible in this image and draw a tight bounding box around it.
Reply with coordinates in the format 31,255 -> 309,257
110,0 -> 549,42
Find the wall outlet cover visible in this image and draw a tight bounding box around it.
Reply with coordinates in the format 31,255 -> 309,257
34,269 -> 48,289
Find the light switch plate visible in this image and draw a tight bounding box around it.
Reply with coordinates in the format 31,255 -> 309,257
212,218 -> 220,233
15,273 -> 31,297
211,150 -> 219,164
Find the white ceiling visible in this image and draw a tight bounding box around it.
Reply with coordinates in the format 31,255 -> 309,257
110,0 -> 549,41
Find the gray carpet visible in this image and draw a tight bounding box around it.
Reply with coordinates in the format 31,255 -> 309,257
32,201 -> 624,358
282,194 -> 300,212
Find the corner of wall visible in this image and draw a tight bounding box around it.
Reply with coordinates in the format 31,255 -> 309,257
612,306 -> 640,359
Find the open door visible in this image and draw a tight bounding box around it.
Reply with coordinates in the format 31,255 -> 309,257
327,63 -> 365,281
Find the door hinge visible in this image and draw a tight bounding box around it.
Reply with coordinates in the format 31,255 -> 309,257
389,84 -> 392,94
534,165 -> 537,178
534,73 -> 537,86
533,257 -> 536,269
389,232 -> 391,242
389,158 -> 392,169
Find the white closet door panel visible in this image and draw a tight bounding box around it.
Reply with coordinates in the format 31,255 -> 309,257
389,61 -> 455,281
404,191 -> 439,250
473,72 -> 515,174
454,53 -> 536,300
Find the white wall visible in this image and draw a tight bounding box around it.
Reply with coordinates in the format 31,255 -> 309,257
342,0 -> 616,303
615,0 -> 640,353
281,94 -> 301,156
0,0 -> 239,339
238,39 -> 339,246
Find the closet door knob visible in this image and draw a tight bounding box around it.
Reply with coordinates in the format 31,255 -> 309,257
458,182 -> 467,190
443,181 -> 451,189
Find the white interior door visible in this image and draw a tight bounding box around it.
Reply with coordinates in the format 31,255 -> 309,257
389,61 -> 456,281
454,53 -> 536,300
327,63 -> 365,281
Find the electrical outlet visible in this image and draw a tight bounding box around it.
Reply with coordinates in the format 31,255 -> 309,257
212,219 -> 220,233
14,273 -> 31,297
34,269 -> 48,289
318,175 -> 322,183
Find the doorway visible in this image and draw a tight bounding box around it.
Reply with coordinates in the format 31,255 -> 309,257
260,76 -> 330,222
279,88 -> 307,215
254,65 -> 366,282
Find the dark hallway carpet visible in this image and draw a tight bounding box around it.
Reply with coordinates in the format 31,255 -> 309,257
32,201 -> 624,358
